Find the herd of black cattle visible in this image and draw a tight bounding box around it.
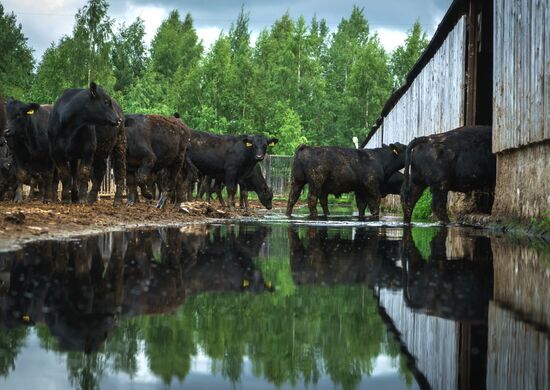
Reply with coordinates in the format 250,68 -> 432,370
0,82 -> 496,222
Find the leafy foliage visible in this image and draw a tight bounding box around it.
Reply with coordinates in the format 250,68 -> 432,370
412,189 -> 433,221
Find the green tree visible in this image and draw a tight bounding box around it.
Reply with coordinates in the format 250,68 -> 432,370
389,20 -> 429,88
0,4 -> 34,98
150,11 -> 203,79
324,6 -> 392,146
266,101 -> 307,155
111,18 -> 147,93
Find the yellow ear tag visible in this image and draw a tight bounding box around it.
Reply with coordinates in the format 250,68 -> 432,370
243,279 -> 249,288
266,281 -> 272,288
392,148 -> 398,156
245,142 -> 253,147
22,314 -> 30,322
268,142 -> 276,147
26,109 -> 35,115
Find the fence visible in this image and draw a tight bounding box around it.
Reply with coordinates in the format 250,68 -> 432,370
98,154 -> 295,198
262,154 -> 293,197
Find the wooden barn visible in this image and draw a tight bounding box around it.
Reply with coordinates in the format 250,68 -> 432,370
362,0 -> 550,221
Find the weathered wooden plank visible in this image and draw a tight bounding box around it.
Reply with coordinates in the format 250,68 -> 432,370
544,0 -> 550,140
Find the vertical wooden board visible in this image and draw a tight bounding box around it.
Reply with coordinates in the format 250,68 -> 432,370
531,0 -> 544,142
522,0 -> 531,146
493,0 -> 503,151
544,0 -> 550,140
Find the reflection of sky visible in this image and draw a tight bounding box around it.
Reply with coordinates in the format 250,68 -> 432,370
2,331 -> 417,389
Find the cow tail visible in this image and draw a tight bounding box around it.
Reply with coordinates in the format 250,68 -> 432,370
403,137 -> 426,195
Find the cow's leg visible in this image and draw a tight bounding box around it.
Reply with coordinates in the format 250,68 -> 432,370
431,189 -> 449,223
13,169 -> 29,203
126,172 -> 138,205
41,170 -> 54,204
319,193 -> 330,217
225,173 -> 237,209
401,181 -> 427,224
88,158 -> 106,204
215,182 -> 225,207
77,157 -> 93,204
286,180 -> 305,217
111,126 -> 127,207
307,186 -> 319,219
356,192 -> 368,219
157,157 -> 184,209
239,188 -> 248,210
55,161 -> 73,204
366,195 -> 381,220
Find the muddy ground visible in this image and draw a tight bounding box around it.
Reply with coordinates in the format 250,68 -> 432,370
0,199 -> 291,250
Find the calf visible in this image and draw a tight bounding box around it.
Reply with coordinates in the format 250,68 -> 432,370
187,129 -> 278,208
381,171 -> 404,197
401,126 -> 495,223
125,114 -> 191,208
48,82 -> 123,204
239,164 -> 273,210
6,99 -> 55,202
286,143 -> 406,219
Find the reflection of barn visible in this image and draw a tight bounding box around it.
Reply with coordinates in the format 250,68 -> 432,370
361,0 -> 550,220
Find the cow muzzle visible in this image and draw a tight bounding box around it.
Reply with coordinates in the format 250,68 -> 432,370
255,154 -> 265,161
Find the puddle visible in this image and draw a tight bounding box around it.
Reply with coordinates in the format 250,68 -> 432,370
0,216 -> 548,389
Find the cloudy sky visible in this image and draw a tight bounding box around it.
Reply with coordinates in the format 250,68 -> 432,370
4,0 -> 452,62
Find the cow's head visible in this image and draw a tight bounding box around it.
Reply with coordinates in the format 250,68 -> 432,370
243,135 -> 278,161
257,182 -> 273,210
84,82 -> 121,127
5,99 -> 41,138
386,142 -> 407,172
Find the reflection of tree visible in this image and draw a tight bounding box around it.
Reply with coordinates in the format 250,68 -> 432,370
141,313 -> 196,385
0,327 -> 28,377
103,319 -> 141,377
66,352 -> 106,390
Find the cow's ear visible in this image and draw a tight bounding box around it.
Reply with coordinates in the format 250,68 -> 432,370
173,112 -> 181,119
268,138 -> 278,147
90,82 -> 98,98
390,143 -> 400,156
243,138 -> 253,148
25,103 -> 40,115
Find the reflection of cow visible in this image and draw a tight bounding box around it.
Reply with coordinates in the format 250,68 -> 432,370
288,226 -> 404,287
401,227 -> 493,322
43,234 -> 126,353
121,229 -> 186,316
183,225 -> 273,294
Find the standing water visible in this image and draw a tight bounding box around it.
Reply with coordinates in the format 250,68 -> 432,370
0,212 -> 548,389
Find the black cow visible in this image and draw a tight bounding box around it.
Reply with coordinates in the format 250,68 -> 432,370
0,157 -> 16,200
187,128 -> 278,209
6,99 -> 55,202
0,97 -> 5,139
401,126 -> 495,223
125,114 -> 191,208
286,143 -> 406,219
239,164 -> 273,210
48,82 -> 123,205
381,171 -> 404,197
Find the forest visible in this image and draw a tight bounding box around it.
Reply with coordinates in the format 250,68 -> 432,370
0,0 -> 428,155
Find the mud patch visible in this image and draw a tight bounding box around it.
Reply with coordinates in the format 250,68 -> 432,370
0,199 -> 282,250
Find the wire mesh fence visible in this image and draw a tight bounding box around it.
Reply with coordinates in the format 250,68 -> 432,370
261,154 -> 293,197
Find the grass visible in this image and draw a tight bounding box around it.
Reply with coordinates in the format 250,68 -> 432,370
411,227 -> 439,260
412,189 -> 432,221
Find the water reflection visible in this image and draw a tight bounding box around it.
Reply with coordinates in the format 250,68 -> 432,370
0,221 -> 548,389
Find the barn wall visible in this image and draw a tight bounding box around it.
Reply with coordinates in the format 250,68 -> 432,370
378,288 -> 459,390
492,141 -> 550,219
492,0 -> 550,152
382,17 -> 466,145
486,227 -> 550,389
491,0 -> 550,220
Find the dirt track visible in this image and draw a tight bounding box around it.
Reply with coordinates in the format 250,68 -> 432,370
0,199 -> 288,250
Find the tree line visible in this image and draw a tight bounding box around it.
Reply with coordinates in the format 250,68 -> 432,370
0,0 -> 428,155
